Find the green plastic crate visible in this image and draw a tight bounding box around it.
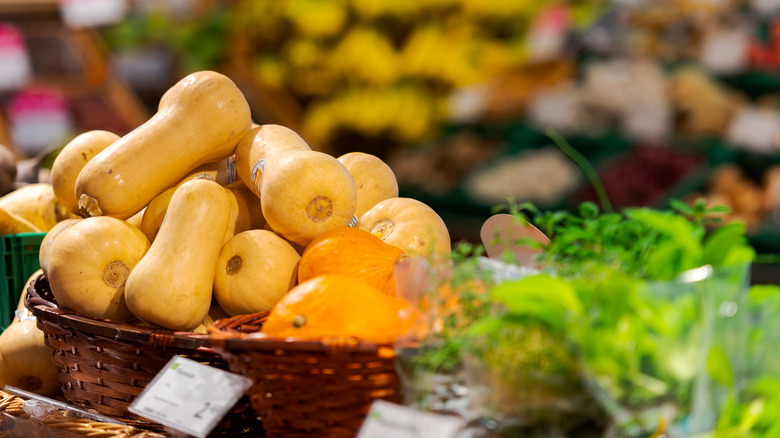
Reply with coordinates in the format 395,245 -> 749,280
0,232 -> 45,331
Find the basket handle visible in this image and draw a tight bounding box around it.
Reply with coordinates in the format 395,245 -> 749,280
25,272 -> 58,310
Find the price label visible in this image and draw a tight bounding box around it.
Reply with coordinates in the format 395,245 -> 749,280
14,308 -> 34,321
128,356 -> 252,438
357,400 -> 465,438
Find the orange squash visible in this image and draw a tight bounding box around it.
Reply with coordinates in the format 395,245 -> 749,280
298,226 -> 404,296
260,274 -> 415,343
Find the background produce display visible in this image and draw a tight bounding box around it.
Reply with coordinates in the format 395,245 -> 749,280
2,1 -> 780,250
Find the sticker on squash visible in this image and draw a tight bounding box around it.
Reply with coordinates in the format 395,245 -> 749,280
225,156 -> 237,185
250,159 -> 265,196
46,220 -> 79,248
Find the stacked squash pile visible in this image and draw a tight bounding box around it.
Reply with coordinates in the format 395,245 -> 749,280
23,71 -> 448,356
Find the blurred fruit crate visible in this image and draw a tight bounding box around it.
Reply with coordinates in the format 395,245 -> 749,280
0,232 -> 44,331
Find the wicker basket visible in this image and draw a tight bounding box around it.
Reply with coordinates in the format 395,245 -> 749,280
25,273 -> 264,437
0,388 -> 166,437
208,313 -> 402,438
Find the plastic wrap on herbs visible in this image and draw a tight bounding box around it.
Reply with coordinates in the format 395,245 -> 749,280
716,283 -> 780,437
510,198 -> 755,436
572,263 -> 752,438
391,214 -> 599,437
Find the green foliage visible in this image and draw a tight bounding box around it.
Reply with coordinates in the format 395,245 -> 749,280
416,195 -> 759,434
713,284 -> 780,438
103,9 -> 230,73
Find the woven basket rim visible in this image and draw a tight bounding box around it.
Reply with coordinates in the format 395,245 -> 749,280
26,272 -> 211,350
207,312 -> 398,355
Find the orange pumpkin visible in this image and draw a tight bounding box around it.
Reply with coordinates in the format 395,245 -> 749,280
260,275 -> 415,343
298,226 -> 404,296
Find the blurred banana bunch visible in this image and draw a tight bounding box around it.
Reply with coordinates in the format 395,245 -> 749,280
229,0 -> 606,152
303,85 -> 438,146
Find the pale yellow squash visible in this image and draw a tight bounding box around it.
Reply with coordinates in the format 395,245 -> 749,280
51,130 -> 119,216
338,152 -> 399,218
222,186 -> 241,245
124,179 -> 230,330
224,182 -> 265,232
192,305 -> 231,334
126,208 -> 145,228
0,207 -> 40,234
0,183 -> 73,231
141,181 -> 250,244
0,319 -> 60,396
46,217 -> 150,321
261,221 -> 307,255
234,124 -> 311,197
178,155 -> 237,187
38,218 -> 81,276
214,230 -> 300,316
139,188 -> 175,242
76,71 -> 252,219
358,197 -> 451,262
261,150 -> 357,246
140,173 -> 220,242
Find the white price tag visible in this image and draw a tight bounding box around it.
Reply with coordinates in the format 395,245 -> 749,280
128,356 -> 252,438
357,400 -> 465,438
14,308 -> 35,321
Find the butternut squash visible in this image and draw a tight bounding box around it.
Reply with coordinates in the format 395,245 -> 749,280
224,182 -> 265,231
214,230 -> 300,316
0,183 -> 73,231
38,218 -> 81,276
192,305 -> 231,334
140,188 -> 177,242
139,172 -> 217,242
358,197 -> 451,262
177,155 -> 237,188
46,217 -> 150,321
141,180 -> 254,243
261,150 -> 357,246
126,208 -> 145,228
0,207 -> 39,234
51,130 -> 119,216
337,152 -> 398,217
124,179 -> 230,330
234,124 -> 311,197
222,186 -> 241,245
76,71 -> 252,219
0,319 -> 60,396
